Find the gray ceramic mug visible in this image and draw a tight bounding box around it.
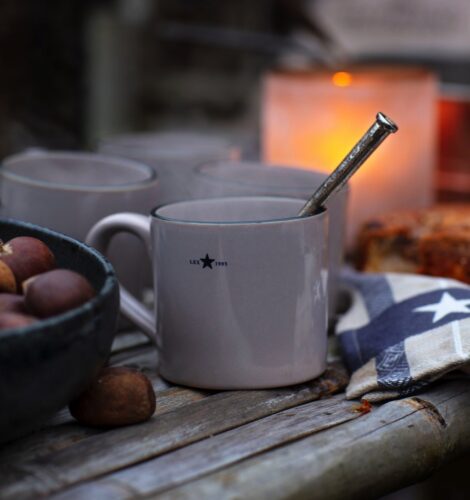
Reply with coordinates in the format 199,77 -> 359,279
0,151 -> 159,297
191,161 -> 348,318
98,131 -> 240,205
86,197 -> 328,389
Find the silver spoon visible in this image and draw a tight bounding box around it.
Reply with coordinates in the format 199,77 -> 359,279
298,112 -> 398,217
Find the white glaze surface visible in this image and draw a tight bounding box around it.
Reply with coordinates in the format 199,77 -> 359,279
192,161 -> 348,316
87,197 -> 329,388
0,151 -> 159,296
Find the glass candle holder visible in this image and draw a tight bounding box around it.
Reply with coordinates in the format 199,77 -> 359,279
262,67 -> 438,246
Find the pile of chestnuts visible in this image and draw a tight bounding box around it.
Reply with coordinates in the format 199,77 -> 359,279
0,236 -> 95,329
0,236 -> 157,427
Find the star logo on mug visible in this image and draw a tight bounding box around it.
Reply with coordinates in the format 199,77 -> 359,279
200,254 -> 215,269
189,254 -> 228,269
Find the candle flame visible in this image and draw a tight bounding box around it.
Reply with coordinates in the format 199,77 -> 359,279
332,71 -> 352,87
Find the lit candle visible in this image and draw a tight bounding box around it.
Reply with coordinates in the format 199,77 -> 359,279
262,67 -> 438,246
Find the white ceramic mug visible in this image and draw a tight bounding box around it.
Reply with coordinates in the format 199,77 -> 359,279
86,197 -> 328,389
0,151 -> 159,297
98,131 -> 240,205
191,161 -> 348,318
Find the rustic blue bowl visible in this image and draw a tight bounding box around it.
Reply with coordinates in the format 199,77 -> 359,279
0,218 -> 120,443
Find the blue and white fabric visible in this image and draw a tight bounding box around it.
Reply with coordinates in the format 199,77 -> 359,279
337,270 -> 470,402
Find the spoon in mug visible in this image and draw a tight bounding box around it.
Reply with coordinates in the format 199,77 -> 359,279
298,112 -> 398,217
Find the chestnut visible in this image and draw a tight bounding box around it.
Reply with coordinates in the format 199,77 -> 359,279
24,269 -> 95,318
0,261 -> 17,294
69,367 -> 156,427
0,312 -> 37,330
0,293 -> 27,314
0,237 -> 55,289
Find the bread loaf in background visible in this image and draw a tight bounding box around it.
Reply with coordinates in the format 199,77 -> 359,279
357,204 -> 470,284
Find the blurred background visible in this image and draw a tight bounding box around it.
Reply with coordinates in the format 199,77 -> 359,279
1,0 -> 470,203
1,1 -> 469,497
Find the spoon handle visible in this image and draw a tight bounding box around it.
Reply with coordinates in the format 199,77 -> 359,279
298,112 -> 398,217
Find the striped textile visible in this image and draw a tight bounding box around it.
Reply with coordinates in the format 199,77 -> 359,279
337,270 -> 470,402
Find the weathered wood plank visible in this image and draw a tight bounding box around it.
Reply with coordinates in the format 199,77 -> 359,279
0,344 -> 198,463
154,380 -> 470,500
33,345 -> 164,430
111,331 -> 150,354
0,385 -> 208,464
0,364 -> 347,499
0,347 -> 166,448
51,394 -> 361,499
109,344 -> 157,370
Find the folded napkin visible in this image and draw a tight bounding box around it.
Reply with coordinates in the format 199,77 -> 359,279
337,269 -> 470,402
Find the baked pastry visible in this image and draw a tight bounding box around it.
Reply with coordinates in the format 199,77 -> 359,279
357,204 -> 470,283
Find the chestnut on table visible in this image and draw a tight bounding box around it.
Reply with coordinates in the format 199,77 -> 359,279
69,367 -> 156,428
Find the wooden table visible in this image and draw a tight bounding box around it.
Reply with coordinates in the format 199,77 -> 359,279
1,331 -> 470,500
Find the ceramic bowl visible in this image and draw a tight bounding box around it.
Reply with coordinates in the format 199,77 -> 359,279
0,218 -> 119,443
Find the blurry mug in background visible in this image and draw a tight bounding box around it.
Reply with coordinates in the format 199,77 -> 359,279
191,161 -> 348,318
0,151 -> 159,298
98,131 -> 240,205
87,197 -> 328,389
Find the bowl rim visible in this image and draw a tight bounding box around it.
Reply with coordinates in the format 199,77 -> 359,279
0,217 -> 118,340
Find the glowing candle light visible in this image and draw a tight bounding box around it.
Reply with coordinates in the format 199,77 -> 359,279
332,71 -> 353,87
262,67 -> 438,246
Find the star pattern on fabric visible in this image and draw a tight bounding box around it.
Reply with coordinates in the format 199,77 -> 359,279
413,292 -> 470,323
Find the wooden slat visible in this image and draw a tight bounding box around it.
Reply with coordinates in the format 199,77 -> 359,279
0,346 -> 164,448
0,345 -> 195,463
0,383 -> 208,464
109,344 -> 157,371
111,331 -> 150,354
154,381 -> 470,500
51,394 -> 361,499
0,364 -> 347,499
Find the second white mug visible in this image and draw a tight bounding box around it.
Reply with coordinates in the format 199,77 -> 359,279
0,150 -> 160,297
191,161 -> 348,317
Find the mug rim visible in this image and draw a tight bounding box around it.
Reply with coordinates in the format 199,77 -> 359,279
1,151 -> 158,193
99,131 -> 239,160
100,130 -> 235,146
152,196 -> 327,226
193,160 -> 350,193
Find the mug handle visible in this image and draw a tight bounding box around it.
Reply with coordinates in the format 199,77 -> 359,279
85,213 -> 157,345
